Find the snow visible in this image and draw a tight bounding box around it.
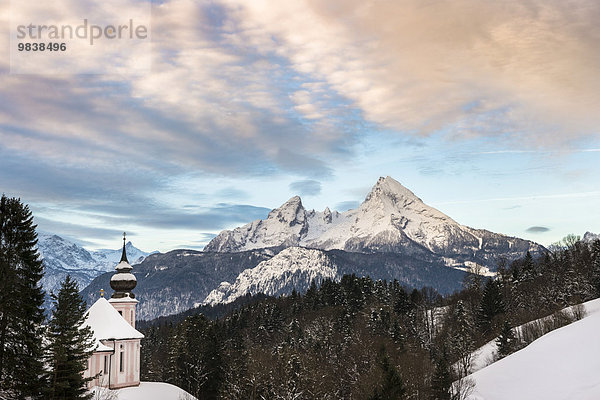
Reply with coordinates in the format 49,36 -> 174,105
111,272 -> 137,282
108,296 -> 139,303
91,337 -> 114,353
204,176 -> 541,269
93,382 -> 196,400
467,300 -> 598,374
37,233 -> 154,302
310,176 -> 463,252
451,263 -> 496,277
203,247 -> 338,306
92,241 -> 156,271
83,298 -> 144,341
466,298 -> 600,400
115,261 -> 133,271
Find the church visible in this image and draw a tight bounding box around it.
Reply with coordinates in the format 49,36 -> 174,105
82,235 -> 144,389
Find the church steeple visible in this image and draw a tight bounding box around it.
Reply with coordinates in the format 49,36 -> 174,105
110,232 -> 137,299
120,232 -> 129,263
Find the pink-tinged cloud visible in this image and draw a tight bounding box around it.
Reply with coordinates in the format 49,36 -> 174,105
226,0 -> 600,144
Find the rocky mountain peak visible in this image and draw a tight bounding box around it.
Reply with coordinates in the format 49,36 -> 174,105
267,195 -> 306,226
364,176 -> 423,207
323,207 -> 332,223
203,176 -> 542,269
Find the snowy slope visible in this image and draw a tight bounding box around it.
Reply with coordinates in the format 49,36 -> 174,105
93,382 -> 195,400
203,247 -> 338,305
466,298 -> 600,400
205,176 -> 542,270
467,302 -> 593,374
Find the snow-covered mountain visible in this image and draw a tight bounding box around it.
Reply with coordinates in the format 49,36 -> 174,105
205,176 -> 542,270
205,196 -> 343,252
37,233 -> 154,299
81,246 -> 468,320
90,243 -> 150,272
203,247 -> 338,306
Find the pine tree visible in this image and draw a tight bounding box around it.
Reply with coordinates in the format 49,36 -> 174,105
591,240 -> 600,297
496,320 -> 517,359
478,279 -> 505,333
45,275 -> 95,400
369,347 -> 406,400
430,348 -> 452,400
448,300 -> 476,379
0,195 -> 46,398
521,251 -> 535,281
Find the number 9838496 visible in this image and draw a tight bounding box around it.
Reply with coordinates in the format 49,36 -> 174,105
17,42 -> 66,51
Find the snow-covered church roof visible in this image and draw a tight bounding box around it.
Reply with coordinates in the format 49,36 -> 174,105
83,297 -> 144,345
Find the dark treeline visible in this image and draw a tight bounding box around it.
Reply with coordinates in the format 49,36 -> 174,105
141,235 -> 600,400
0,196 -> 95,400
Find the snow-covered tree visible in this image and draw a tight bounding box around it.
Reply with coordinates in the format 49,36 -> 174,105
496,320 -> 517,359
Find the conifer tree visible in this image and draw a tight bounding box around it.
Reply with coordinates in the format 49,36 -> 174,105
496,320 -> 517,359
520,251 -> 535,281
45,275 -> 95,400
369,347 -> 406,400
0,195 -> 46,398
448,301 -> 476,379
591,240 -> 600,297
430,348 -> 452,400
478,279 -> 505,333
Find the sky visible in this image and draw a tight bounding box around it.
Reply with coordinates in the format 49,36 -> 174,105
1,0 -> 599,253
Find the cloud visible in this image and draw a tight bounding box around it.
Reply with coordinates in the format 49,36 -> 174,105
289,180 -> 322,196
526,226 -> 551,233
2,0 -> 599,250
229,0 -> 600,145
335,200 -> 360,211
78,202 -> 271,231
34,217 -> 126,247
214,187 -> 248,200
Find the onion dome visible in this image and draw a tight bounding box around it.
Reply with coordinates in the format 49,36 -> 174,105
110,232 -> 137,299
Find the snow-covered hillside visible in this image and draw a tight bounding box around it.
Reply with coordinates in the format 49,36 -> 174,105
38,233 -> 154,298
93,382 -> 195,400
205,176 -> 541,270
202,247 -> 338,306
466,298 -> 600,400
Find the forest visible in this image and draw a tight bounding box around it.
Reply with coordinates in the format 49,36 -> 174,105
140,235 -> 600,400
1,193 -> 599,399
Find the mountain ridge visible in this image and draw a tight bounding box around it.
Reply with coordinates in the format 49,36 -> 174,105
37,233 -> 154,303
205,176 -> 542,270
